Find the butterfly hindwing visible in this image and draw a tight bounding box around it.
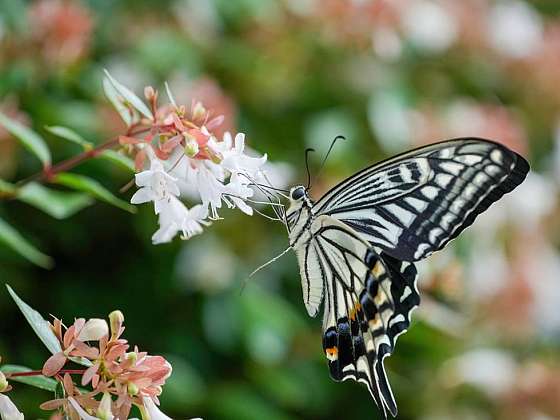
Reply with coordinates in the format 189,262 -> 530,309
312,138 -> 530,261
310,216 -> 419,418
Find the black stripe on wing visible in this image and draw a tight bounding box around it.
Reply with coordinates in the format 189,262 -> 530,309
316,224 -> 419,419
386,141 -> 529,260
314,138 -> 529,261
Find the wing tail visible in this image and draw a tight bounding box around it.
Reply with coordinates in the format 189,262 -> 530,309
320,244 -> 419,418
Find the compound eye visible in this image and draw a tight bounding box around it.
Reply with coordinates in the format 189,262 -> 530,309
291,187 -> 305,200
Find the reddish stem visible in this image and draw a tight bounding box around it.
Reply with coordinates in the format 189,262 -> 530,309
16,125 -> 150,188
8,369 -> 86,378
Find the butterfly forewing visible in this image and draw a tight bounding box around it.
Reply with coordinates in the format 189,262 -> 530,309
312,138 -> 530,261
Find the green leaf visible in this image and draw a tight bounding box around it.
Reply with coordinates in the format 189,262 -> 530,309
4,285 -> 93,367
6,285 -> 61,354
0,218 -> 53,268
17,182 -> 94,219
99,149 -> 135,172
0,365 -> 58,392
45,125 -> 90,148
103,78 -> 133,127
0,111 -> 51,167
103,70 -> 153,120
53,172 -> 136,213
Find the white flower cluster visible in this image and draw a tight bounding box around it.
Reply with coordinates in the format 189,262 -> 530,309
103,72 -> 271,244
131,133 -> 266,244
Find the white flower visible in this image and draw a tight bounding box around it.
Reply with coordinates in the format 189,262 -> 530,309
188,161 -> 226,219
130,128 -> 269,242
442,349 -> 516,397
0,394 -> 23,420
152,198 -> 208,244
143,394 -> 202,419
77,319 -> 109,342
131,158 -> 180,215
488,1 -> 543,59
401,0 -> 457,53
142,397 -> 172,420
223,174 -> 255,216
218,132 -> 267,178
69,397 -> 114,420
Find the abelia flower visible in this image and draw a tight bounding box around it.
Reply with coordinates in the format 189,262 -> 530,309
152,199 -> 208,244
39,311 -> 177,420
218,132 -> 267,178
131,157 -> 181,215
104,73 -> 270,243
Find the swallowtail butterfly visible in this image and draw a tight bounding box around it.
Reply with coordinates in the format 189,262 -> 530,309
284,138 -> 529,418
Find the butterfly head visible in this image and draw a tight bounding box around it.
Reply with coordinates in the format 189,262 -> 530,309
289,185 -> 313,205
286,185 -> 313,229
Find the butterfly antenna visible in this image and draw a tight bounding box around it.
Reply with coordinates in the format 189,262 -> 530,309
240,246 -> 292,294
316,135 -> 346,181
305,147 -> 315,190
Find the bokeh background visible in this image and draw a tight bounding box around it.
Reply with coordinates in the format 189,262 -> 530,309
1,0 -> 560,419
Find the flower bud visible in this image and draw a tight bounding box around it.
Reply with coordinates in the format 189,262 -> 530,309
109,310 -> 124,339
184,134 -> 199,158
125,352 -> 138,364
0,372 -> 8,392
144,86 -> 156,101
97,393 -> 113,420
206,145 -> 223,164
192,101 -> 206,121
77,319 -> 109,342
127,381 -> 139,397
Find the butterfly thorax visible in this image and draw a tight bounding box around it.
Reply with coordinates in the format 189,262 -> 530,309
286,186 -> 314,248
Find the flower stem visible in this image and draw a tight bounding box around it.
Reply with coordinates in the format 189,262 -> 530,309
22,126 -> 150,186
8,369 -> 86,378
0,125 -> 150,200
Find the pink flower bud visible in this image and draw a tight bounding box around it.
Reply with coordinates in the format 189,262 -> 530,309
125,352 -> 138,364
77,319 -> 109,342
127,381 -> 139,396
42,351 -> 67,377
144,86 -> 156,101
109,310 -> 124,339
192,101 -> 207,121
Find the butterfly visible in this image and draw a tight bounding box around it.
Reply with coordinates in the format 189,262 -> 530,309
280,138 -> 529,418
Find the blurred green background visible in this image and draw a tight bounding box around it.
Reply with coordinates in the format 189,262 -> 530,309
1,0 -> 560,419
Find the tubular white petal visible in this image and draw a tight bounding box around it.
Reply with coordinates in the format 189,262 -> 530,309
135,170 -> 154,187
131,188 -> 155,204
0,395 -> 24,420
142,397 -> 173,420
68,398 -> 101,420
